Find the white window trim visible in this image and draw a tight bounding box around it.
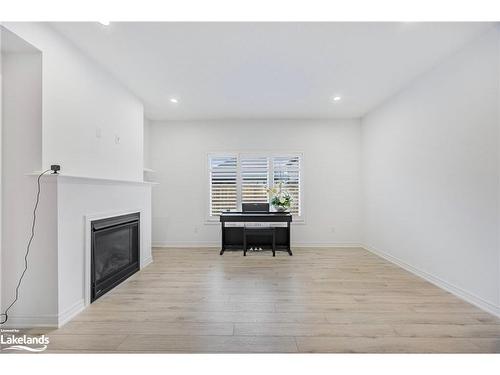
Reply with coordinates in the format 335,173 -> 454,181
205,151 -> 305,225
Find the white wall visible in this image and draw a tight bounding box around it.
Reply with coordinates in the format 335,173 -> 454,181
0,24 -> 152,327
361,28 -> 500,315
0,48 -> 58,325
144,117 -> 152,169
3,22 -> 144,182
0,28 -> 3,317
150,119 -> 362,247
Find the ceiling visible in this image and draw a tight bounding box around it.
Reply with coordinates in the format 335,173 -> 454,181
49,22 -> 493,121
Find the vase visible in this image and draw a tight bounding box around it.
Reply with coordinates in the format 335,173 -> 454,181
275,206 -> 286,212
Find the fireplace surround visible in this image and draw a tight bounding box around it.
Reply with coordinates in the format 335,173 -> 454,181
0,172 -> 153,328
91,212 -> 140,302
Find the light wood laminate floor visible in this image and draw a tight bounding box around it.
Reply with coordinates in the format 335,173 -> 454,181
30,247 -> 500,353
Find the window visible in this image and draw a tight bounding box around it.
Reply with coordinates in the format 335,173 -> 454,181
273,156 -> 301,216
209,155 -> 238,215
241,156 -> 269,204
208,153 -> 302,218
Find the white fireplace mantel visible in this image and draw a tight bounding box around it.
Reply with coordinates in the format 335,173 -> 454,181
27,171 -> 159,186
4,174 -> 153,328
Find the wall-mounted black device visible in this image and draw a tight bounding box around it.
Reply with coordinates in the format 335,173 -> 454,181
51,164 -> 61,174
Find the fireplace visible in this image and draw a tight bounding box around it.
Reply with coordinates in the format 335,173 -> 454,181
91,212 -> 140,302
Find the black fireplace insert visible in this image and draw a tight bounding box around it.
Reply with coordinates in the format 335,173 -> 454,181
91,212 -> 140,302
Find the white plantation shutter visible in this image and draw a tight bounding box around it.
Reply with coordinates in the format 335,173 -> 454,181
209,155 -> 238,215
241,156 -> 269,204
273,155 -> 301,216
209,153 -> 302,217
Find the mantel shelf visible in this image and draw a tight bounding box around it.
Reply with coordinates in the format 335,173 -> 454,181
27,171 -> 159,186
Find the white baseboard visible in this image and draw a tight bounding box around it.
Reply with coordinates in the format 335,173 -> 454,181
1,313 -> 58,328
58,299 -> 85,327
293,242 -> 362,248
152,241 -> 362,249
141,256 -> 153,268
153,241 -> 219,248
362,243 -> 500,318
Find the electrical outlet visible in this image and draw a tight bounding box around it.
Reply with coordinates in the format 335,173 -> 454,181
114,134 -> 121,144
330,227 -> 335,233
96,127 -> 102,138
194,226 -> 199,234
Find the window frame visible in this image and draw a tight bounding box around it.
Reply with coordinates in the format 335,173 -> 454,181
206,151 -> 304,224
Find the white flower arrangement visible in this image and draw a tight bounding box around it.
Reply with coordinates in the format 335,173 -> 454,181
266,182 -> 292,212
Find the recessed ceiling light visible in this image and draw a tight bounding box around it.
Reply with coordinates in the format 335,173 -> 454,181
169,98 -> 179,104
332,96 -> 342,102
98,21 -> 110,26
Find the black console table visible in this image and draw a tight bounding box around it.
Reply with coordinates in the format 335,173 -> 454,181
219,212 -> 292,256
